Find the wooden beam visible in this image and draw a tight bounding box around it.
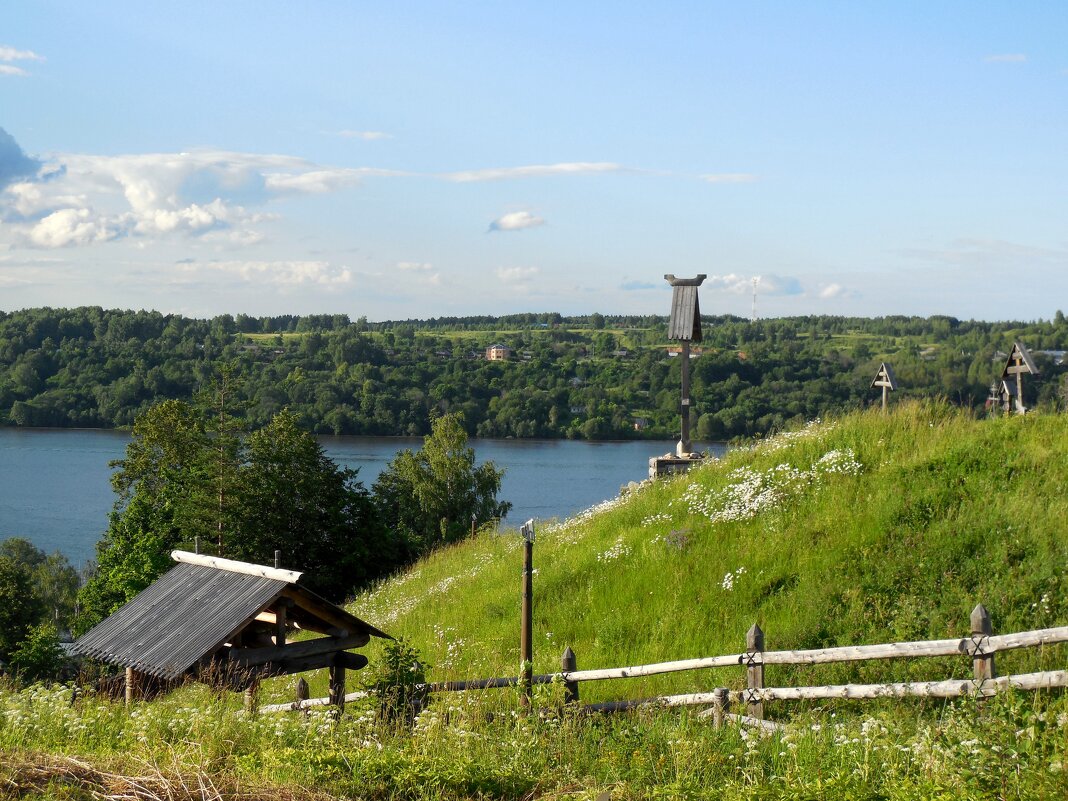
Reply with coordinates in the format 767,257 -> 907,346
246,650 -> 368,679
227,632 -> 370,668
170,550 -> 303,583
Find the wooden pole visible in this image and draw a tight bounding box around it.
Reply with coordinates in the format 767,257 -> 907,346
329,654 -> 346,714
971,604 -> 995,683
1016,366 -> 1025,414
562,646 -> 579,705
746,624 -> 765,720
520,536 -> 533,706
124,667 -> 139,705
712,687 -> 729,728
244,679 -> 259,715
679,340 -> 692,454
882,384 -> 888,412
274,598 -> 289,646
274,549 -> 281,569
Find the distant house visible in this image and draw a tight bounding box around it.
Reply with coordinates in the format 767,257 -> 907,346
633,417 -> 649,431
485,344 -> 512,361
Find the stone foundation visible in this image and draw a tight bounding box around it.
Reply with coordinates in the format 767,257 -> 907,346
649,451 -> 708,480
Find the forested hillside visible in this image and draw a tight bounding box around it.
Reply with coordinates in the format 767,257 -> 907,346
3,306 -> 1068,440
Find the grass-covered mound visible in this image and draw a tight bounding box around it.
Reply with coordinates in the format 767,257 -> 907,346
352,400 -> 1068,698
4,401 -> 1068,800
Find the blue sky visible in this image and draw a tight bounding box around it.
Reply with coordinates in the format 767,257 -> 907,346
1,2 -> 1066,321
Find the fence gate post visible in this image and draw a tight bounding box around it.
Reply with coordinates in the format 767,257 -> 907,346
970,604 -> 996,686
745,623 -> 765,720
561,646 -> 579,705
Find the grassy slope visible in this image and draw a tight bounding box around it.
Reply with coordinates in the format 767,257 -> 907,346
6,401 -> 1068,800
341,401 -> 1068,704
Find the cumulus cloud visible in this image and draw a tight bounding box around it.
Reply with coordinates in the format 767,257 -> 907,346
27,208 -> 120,248
396,261 -> 434,272
985,53 -> 1027,63
444,162 -> 625,182
818,283 -> 859,300
700,173 -> 758,184
496,266 -> 540,282
0,127 -> 42,191
489,210 -> 546,232
0,64 -> 28,77
0,146 -> 410,249
177,260 -> 353,286
705,273 -> 803,296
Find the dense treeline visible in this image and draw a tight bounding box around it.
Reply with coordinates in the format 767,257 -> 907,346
3,306 -> 1068,441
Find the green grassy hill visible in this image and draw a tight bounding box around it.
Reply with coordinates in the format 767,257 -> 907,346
349,400 -> 1068,699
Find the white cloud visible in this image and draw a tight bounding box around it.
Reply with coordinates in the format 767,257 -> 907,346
0,64 -> 28,77
0,46 -> 44,62
700,173 -> 758,184
444,162 -> 625,182
496,266 -> 540,282
396,261 -> 434,272
336,130 -> 391,140
819,283 -> 857,300
984,54 -> 1027,63
489,210 -> 546,232
705,273 -> 803,296
177,260 -> 353,286
263,166 -> 405,194
27,208 -> 120,248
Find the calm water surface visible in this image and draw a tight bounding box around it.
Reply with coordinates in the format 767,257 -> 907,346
0,428 -> 725,569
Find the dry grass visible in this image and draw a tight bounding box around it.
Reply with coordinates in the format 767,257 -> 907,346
0,751 -> 335,801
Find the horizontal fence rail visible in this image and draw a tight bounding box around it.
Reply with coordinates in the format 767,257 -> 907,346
261,606 -> 1068,721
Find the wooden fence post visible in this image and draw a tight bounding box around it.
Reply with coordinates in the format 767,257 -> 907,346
329,654 -> 346,714
244,679 -> 259,715
971,603 -> 995,684
295,676 -> 309,707
745,623 -> 765,720
124,667 -> 139,705
712,688 -> 729,728
562,646 -> 579,705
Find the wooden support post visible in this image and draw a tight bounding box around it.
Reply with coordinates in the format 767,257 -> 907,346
274,598 -> 290,647
712,687 -> 729,728
124,667 -> 139,705
274,549 -> 281,569
881,384 -> 888,412
746,623 -> 765,720
561,646 -> 579,705
971,604 -> 996,683
244,679 -> 259,715
520,535 -> 534,707
679,340 -> 692,454
329,654 -> 346,714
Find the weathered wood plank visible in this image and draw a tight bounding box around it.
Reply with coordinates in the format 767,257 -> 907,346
227,632 -> 369,668
170,550 -> 303,583
558,626 -> 1068,682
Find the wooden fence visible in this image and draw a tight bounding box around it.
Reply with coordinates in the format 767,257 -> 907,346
261,605 -> 1068,722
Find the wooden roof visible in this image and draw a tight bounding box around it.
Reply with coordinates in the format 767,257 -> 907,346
664,274 -> 706,342
870,362 -> 898,391
1002,342 -> 1039,378
74,551 -> 388,681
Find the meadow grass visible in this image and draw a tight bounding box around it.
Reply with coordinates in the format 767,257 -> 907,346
4,400 -> 1068,799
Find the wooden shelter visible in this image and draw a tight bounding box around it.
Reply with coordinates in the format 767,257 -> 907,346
1000,342 -> 1039,415
74,550 -> 389,709
664,274 -> 707,456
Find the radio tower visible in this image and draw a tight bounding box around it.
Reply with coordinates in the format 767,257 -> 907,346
751,276 -> 760,321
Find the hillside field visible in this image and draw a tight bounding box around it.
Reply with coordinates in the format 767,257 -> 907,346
3,402 -> 1068,799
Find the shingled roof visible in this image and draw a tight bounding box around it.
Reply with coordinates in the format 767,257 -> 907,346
664,274 -> 706,342
74,551 -> 388,681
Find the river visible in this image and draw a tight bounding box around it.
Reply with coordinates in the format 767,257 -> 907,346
0,428 -> 725,569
